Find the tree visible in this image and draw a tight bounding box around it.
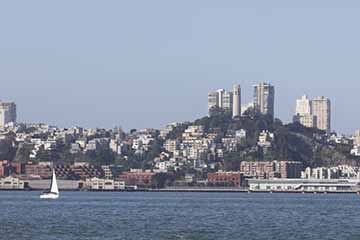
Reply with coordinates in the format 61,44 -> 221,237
223,152 -> 242,171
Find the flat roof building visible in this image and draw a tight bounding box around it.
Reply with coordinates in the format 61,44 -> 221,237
207,171 -> 245,187
248,178 -> 360,192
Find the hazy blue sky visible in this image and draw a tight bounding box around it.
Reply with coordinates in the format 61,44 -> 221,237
1,1 -> 360,133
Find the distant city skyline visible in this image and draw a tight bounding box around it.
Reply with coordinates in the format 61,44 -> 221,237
1,1 -> 360,133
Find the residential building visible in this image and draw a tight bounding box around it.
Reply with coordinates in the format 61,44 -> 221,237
241,102 -> 256,115
295,95 -> 311,115
208,89 -> 233,114
240,161 -> 276,179
207,171 -> 244,187
0,101 -> 16,128
311,96 -> 331,133
235,129 -> 246,140
70,143 -> 81,154
293,95 -> 331,132
222,91 -> 233,113
354,130 -> 360,146
240,161 -> 302,179
301,165 -> 360,179
164,139 -> 180,153
258,130 -> 274,147
293,114 -> 317,128
159,123 -> 179,139
351,145 -> 360,156
253,82 -> 275,117
208,91 -> 219,111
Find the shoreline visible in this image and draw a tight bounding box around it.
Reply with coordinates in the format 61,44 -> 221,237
1,187 -> 359,194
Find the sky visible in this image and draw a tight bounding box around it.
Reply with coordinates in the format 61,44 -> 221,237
1,0 -> 360,134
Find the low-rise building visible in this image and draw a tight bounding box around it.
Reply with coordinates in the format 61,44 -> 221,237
70,143 -> 81,154
258,130 -> 274,147
118,171 -> 157,187
302,165 -> 360,179
248,178 -> 360,192
85,177 -> 125,190
235,129 -> 246,140
293,114 -> 317,128
164,139 -> 179,153
0,176 -> 24,189
207,171 -> 244,187
25,163 -> 51,179
101,165 -> 113,179
351,146 -> 360,156
240,161 -> 302,179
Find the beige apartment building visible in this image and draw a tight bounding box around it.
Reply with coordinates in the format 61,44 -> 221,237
293,95 -> 331,132
311,96 -> 331,133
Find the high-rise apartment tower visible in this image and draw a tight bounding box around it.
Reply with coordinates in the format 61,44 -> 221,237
253,82 -> 275,117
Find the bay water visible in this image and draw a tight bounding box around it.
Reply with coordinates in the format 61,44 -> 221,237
1,191 -> 359,240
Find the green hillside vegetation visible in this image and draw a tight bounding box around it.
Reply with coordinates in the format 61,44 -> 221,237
1,108 -> 359,173
193,107 -> 359,171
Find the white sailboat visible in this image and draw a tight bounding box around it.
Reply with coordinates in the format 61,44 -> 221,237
40,168 -> 59,199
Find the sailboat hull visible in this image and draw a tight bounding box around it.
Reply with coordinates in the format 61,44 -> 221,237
40,167 -> 59,199
40,192 -> 59,199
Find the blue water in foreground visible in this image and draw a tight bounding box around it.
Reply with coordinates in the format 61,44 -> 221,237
0,192 -> 360,240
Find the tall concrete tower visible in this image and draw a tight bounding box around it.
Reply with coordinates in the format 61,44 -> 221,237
311,96 -> 331,133
232,84 -> 241,118
253,82 -> 275,117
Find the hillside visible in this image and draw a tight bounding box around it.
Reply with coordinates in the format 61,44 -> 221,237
190,108 -> 359,170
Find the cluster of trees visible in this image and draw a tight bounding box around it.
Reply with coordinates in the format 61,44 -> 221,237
193,107 -> 360,171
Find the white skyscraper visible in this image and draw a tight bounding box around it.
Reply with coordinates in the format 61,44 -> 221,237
217,89 -> 225,109
232,84 -> 241,118
208,89 -> 233,115
296,95 -> 311,115
222,91 -> 233,113
0,101 -> 17,128
293,95 -> 317,128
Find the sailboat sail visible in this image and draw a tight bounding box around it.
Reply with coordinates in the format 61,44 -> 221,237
50,169 -> 59,194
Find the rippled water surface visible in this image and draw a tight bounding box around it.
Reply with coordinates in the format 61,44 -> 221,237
1,191 -> 360,240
